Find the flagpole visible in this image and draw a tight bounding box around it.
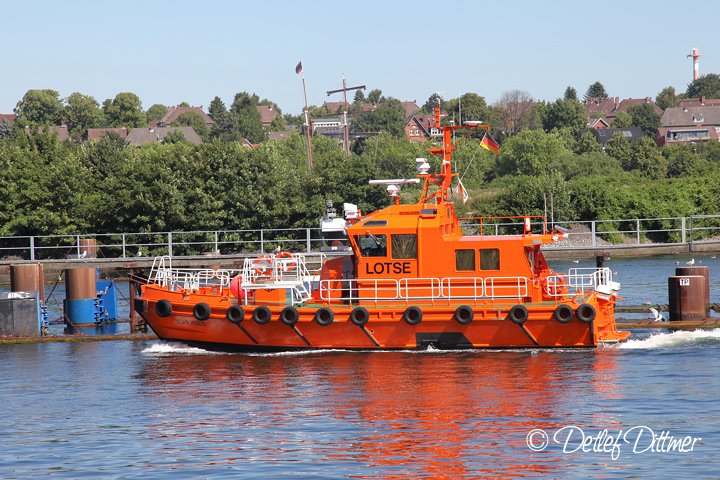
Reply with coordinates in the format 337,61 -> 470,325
301,68 -> 313,172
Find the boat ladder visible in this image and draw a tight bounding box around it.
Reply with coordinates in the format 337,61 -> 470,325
292,283 -> 313,305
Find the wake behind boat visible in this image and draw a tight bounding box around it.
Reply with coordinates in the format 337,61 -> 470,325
134,107 -> 630,351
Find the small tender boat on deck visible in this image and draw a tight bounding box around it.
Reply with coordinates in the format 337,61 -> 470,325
134,108 -> 630,351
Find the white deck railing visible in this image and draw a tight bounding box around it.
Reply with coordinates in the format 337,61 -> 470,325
147,255 -> 615,304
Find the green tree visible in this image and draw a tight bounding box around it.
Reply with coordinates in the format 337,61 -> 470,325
584,81 -> 608,101
446,93 -> 494,125
361,98 -> 407,137
575,130 -> 602,155
171,110 -> 209,141
605,132 -> 631,167
62,92 -> 103,136
367,89 -> 383,104
163,129 -> 188,144
543,98 -> 587,134
421,93 -> 445,113
229,92 -> 265,144
14,89 -> 63,126
496,129 -> 571,177
146,104 -> 167,122
627,103 -> 661,138
626,137 -> 667,179
611,110 -> 632,128
656,86 -> 681,109
353,89 -> 366,104
686,74 -> 720,98
516,102 -> 545,133
208,96 -> 226,120
0,119 -> 13,142
564,86 -> 578,101
665,144 -> 704,177
104,92 -> 147,127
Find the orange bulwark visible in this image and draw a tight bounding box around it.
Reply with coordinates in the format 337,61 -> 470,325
135,108 -> 630,351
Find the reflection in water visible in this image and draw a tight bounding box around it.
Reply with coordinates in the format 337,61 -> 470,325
138,347 -> 619,478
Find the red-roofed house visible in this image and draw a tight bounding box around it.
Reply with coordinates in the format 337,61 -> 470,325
87,127 -> 128,141
156,105 -> 213,128
24,125 -> 69,141
401,101 -> 420,117
1,114 -> 16,124
656,105 -> 720,146
257,105 -> 279,126
679,97 -> 720,108
404,114 -> 440,142
585,97 -> 662,125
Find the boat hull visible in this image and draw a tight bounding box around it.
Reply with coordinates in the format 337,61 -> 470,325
137,285 -> 629,352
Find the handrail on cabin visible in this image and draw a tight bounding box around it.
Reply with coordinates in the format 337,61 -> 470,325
459,215 -> 551,236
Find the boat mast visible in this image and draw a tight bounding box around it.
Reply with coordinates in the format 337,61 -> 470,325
300,68 -> 314,172
327,75 -> 365,157
421,106 -> 489,205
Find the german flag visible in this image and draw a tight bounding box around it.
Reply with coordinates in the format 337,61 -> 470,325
480,133 -> 500,155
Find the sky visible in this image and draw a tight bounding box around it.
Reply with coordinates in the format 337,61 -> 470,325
2,1 -> 720,117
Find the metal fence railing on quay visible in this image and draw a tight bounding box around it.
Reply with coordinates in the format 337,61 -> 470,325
2,215 -> 720,261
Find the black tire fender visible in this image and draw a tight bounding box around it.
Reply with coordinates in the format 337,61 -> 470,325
454,305 -> 474,325
576,303 -> 596,323
553,304 -> 574,324
509,305 -> 529,325
226,305 -> 245,324
314,307 -> 334,326
403,306 -> 423,325
155,299 -> 173,318
253,306 -> 272,325
193,302 -> 212,321
280,306 -> 299,326
350,306 -> 369,326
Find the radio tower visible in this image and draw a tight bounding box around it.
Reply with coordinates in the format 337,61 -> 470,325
687,47 -> 704,80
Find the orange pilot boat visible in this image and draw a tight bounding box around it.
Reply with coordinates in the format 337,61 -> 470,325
134,108 -> 630,351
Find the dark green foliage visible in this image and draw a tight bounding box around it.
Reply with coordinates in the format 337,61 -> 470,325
656,86 -> 682,109
611,110 -> 632,128
62,92 -> 104,137
627,103 -> 661,137
162,129 -> 188,144
543,98 -> 586,135
5,85 -> 720,246
563,86 -> 578,101
358,98 -> 407,137
146,104 -> 167,122
445,93 -> 497,132
584,81 -> 608,101
215,92 -> 265,144
686,74 -> 720,99
574,130 -> 602,155
208,97 -> 226,120
14,89 -> 63,126
103,93 -> 147,128
171,111 -> 209,140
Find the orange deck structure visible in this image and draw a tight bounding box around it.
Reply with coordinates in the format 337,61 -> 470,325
135,108 -> 630,351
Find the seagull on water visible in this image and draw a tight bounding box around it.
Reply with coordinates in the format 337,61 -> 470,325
686,258 -> 695,266
572,260 -> 579,264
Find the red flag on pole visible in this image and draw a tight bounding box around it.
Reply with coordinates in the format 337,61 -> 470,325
295,61 -> 303,74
